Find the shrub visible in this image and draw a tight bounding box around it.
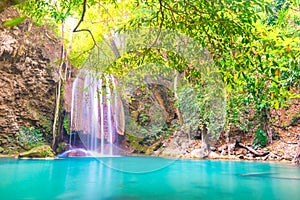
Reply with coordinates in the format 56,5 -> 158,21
63,115 -> 70,135
252,129 -> 268,149
16,127 -> 45,149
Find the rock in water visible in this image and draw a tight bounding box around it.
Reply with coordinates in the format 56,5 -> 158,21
19,145 -> 55,158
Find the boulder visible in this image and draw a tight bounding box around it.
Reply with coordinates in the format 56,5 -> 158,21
190,148 -> 210,159
208,151 -> 221,159
190,148 -> 202,158
19,145 -> 55,158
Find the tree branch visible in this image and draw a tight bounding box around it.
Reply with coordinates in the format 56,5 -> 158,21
73,0 -> 98,47
237,142 -> 269,157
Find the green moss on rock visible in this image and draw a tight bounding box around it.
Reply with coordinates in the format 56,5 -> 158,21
19,145 -> 55,158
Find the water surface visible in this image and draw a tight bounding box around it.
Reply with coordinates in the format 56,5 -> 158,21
0,157 -> 299,200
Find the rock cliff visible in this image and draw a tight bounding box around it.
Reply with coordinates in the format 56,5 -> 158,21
0,8 -> 60,153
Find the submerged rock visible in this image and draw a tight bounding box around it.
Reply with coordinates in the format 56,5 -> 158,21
58,148 -> 93,157
19,145 -> 55,158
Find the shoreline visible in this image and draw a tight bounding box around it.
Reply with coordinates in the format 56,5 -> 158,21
0,153 -> 298,166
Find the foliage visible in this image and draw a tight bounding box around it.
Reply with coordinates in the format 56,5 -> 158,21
40,145 -> 55,157
15,127 -> 45,149
37,115 -> 52,138
252,129 -> 268,149
63,115 -> 70,135
19,0 -> 82,23
121,0 -> 300,139
176,84 -> 201,132
224,89 -> 251,141
18,0 -> 134,68
3,16 -> 26,27
55,142 -> 69,153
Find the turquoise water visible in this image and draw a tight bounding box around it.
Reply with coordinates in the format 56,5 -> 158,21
0,157 -> 299,200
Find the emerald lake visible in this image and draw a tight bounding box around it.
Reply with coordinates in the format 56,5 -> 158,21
0,157 -> 299,200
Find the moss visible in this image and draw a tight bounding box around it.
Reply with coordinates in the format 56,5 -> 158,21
126,134 -> 164,155
55,142 -> 69,154
19,145 -> 55,158
126,134 -> 147,153
37,115 -> 53,141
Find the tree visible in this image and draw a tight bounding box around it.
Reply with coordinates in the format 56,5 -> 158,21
121,0 -> 300,149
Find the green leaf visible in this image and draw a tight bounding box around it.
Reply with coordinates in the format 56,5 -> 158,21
3,16 -> 26,27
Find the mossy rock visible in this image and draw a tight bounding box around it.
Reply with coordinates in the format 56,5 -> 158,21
19,145 -> 55,158
55,142 -> 70,154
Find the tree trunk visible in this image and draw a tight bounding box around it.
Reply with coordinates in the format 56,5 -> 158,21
52,22 -> 66,148
201,124 -> 210,157
52,79 -> 61,148
174,70 -> 183,124
261,108 -> 272,144
237,142 -> 269,157
225,128 -> 231,156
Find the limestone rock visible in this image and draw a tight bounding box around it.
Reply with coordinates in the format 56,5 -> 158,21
208,151 -> 221,159
235,148 -> 247,155
19,145 -> 55,158
293,141 -> 300,164
190,148 -> 202,158
160,130 -> 191,157
190,148 -> 211,159
0,8 -> 60,152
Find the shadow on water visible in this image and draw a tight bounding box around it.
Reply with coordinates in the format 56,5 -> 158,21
104,195 -> 140,200
239,172 -> 300,180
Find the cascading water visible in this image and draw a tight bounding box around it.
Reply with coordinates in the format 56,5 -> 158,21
69,70 -> 123,156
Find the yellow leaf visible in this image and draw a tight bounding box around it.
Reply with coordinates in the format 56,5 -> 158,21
274,100 -> 279,110
286,45 -> 290,52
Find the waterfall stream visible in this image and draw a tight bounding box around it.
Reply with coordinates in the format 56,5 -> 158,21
69,70 -> 122,156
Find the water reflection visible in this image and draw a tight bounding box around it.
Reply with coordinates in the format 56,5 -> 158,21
0,158 -> 299,199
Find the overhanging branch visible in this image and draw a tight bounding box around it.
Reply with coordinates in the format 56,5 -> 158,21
73,0 -> 98,47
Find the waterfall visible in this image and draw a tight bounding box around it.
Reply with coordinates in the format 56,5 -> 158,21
69,76 -> 78,147
69,70 -> 122,156
105,75 -> 113,155
99,79 -> 105,154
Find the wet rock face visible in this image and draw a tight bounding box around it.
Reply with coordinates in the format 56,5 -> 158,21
0,8 -> 60,149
